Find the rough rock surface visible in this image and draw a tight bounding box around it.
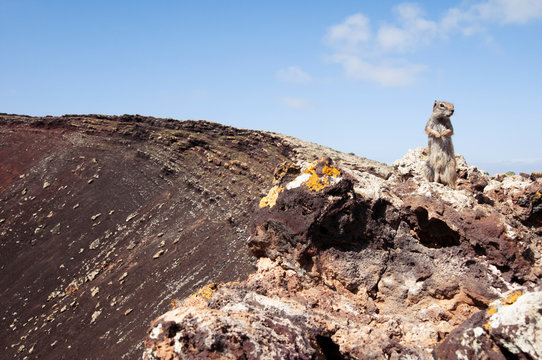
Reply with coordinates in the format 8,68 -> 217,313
434,288 -> 542,359
144,148 -> 542,359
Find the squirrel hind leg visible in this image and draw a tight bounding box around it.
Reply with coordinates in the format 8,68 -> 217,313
443,164 -> 457,188
425,162 -> 435,182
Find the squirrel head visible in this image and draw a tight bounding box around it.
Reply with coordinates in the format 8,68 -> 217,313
433,100 -> 454,117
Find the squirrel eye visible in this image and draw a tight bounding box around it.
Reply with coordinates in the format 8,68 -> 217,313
439,103 -> 445,108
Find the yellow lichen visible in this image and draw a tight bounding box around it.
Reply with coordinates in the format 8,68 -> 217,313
502,290 -> 522,305
322,165 -> 340,177
536,191 -> 542,199
302,162 -> 317,175
170,299 -> 178,310
484,308 -> 496,329
192,283 -> 218,299
300,158 -> 341,192
259,185 -> 284,208
305,173 -> 331,191
484,291 -> 524,330
487,306 -> 497,315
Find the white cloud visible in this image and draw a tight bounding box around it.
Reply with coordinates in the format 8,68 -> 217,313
474,0 -> 542,24
281,97 -> 312,109
376,4 -> 438,53
324,9 -> 430,87
440,8 -> 482,36
276,66 -> 312,84
323,13 -> 371,53
330,54 -> 426,87
323,0 -> 542,86
442,0 -> 542,35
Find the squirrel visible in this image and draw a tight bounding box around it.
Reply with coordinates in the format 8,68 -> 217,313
424,100 -> 457,188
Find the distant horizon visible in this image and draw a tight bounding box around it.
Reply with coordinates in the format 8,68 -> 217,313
3,110 -> 538,176
1,1 -> 541,174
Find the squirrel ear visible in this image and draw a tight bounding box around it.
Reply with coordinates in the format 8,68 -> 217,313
433,100 -> 437,109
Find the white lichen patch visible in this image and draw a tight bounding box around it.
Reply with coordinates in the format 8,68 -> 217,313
486,291 -> 542,358
472,327 -> 484,338
350,171 -> 389,203
416,181 -> 474,211
223,302 -> 250,313
247,292 -> 307,319
173,332 -> 183,354
499,175 -> 532,190
149,323 -> 162,340
285,173 -> 311,190
328,176 -> 342,186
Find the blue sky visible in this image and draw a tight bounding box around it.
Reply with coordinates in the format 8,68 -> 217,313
1,0 -> 541,174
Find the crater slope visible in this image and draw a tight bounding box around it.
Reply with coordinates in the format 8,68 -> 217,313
0,113 -> 293,359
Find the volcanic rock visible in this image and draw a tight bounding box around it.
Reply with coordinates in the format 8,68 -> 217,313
144,150 -> 541,359
434,289 -> 542,359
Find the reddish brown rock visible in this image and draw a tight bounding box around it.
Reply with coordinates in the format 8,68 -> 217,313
144,153 -> 540,359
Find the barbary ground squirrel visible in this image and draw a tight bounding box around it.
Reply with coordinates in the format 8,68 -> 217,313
424,100 -> 457,188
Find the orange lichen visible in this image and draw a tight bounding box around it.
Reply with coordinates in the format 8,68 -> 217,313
502,290 -> 522,305
305,172 -> 331,192
484,307 -> 497,329
302,162 -> 317,175
322,165 -> 340,177
192,283 -> 218,299
259,185 -> 284,208
301,158 -> 341,192
483,291 -> 524,330
487,306 -> 497,315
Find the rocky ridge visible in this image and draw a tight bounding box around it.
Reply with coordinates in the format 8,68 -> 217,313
144,147 -> 542,359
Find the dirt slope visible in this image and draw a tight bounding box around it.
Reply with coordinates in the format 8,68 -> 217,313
0,114 -> 292,359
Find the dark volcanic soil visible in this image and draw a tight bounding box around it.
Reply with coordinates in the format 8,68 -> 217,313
0,114 -> 293,359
